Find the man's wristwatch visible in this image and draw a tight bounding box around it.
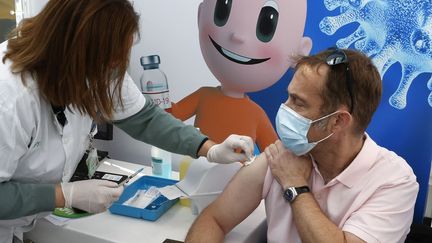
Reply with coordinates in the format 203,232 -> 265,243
283,186 -> 310,202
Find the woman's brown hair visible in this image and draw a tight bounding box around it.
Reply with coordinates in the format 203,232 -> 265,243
2,0 -> 139,120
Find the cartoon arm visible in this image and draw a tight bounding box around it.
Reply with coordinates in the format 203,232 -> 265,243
171,87 -> 204,121
256,113 -> 278,152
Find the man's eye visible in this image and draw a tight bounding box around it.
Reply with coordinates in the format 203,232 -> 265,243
295,102 -> 304,108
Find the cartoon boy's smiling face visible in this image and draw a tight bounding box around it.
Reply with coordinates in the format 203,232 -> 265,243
198,0 -> 311,93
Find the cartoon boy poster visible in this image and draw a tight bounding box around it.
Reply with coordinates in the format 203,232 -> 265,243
171,0 -> 312,152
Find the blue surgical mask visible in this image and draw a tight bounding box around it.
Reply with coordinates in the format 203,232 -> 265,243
275,104 -> 339,156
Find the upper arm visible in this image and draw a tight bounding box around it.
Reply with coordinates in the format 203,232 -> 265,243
205,153 -> 268,233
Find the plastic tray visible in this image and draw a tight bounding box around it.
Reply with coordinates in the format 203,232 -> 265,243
109,175 -> 179,221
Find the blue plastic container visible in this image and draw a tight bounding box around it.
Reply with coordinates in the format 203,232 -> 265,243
109,175 -> 179,221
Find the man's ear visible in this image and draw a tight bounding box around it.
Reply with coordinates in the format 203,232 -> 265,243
299,37 -> 313,56
332,111 -> 352,132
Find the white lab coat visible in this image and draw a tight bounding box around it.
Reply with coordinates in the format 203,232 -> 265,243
0,41 -> 146,242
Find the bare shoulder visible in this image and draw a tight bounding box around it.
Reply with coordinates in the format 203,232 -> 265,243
224,153 -> 269,194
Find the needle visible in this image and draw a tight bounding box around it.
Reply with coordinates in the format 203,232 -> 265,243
244,156 -> 256,166
118,167 -> 144,187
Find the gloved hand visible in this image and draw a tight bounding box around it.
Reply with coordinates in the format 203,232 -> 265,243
207,134 -> 254,164
61,179 -> 124,213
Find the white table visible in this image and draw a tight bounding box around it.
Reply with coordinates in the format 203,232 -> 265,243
24,159 -> 267,243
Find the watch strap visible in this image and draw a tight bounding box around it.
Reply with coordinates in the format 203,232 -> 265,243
283,186 -> 310,202
295,186 -> 310,195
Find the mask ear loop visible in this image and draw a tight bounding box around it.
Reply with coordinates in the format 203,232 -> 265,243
311,110 -> 341,124
312,132 -> 334,144
309,110 -> 341,144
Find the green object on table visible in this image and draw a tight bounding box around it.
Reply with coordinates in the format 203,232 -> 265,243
53,207 -> 92,218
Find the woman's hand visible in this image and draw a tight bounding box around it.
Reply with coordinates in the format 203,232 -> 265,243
206,135 -> 254,164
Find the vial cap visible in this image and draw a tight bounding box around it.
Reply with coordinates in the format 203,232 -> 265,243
140,55 -> 161,69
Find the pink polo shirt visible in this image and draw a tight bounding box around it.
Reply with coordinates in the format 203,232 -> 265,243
262,134 -> 419,243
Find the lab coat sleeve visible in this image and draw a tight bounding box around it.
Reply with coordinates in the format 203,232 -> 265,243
0,105 -> 56,220
0,82 -> 56,219
110,73 -> 146,121
0,182 -> 56,219
113,95 -> 207,158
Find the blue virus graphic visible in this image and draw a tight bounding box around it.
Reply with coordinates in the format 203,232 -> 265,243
319,0 -> 432,109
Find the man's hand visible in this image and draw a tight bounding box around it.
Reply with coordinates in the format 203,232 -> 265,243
264,140 -> 312,188
206,135 -> 254,164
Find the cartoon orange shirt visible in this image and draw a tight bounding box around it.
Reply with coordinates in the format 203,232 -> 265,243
171,86 -> 277,151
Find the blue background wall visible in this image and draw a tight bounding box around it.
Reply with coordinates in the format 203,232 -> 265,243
249,0 -> 432,223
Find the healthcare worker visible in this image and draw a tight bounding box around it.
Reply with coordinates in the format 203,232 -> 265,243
0,0 -> 254,242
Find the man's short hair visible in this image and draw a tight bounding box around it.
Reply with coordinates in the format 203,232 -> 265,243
295,49 -> 382,134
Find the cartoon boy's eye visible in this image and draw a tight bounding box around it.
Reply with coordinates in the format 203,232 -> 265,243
214,0 -> 232,27
256,1 -> 279,43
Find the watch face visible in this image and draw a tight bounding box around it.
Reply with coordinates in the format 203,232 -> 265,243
283,186 -> 309,202
284,188 -> 295,202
